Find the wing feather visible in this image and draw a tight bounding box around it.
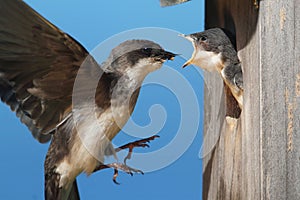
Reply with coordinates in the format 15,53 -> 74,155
0,0 -> 99,143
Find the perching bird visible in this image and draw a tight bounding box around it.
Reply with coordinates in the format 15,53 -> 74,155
0,1 -> 175,199
181,28 -> 243,109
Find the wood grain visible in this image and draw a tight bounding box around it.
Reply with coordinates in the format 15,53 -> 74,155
203,0 -> 300,199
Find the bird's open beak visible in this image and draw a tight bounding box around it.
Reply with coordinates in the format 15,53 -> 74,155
179,34 -> 196,68
182,60 -> 192,68
179,34 -> 194,42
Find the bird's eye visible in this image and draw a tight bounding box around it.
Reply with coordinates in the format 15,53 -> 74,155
199,36 -> 207,42
142,47 -> 152,53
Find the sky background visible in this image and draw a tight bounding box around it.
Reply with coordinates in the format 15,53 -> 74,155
0,0 -> 205,199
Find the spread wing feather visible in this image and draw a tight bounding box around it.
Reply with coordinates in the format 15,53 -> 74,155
0,0 -> 100,143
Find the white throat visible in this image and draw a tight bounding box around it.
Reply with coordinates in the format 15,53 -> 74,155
125,58 -> 162,83
192,50 -> 223,72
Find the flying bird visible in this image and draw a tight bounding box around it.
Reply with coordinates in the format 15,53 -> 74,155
181,28 -> 243,109
0,1 -> 176,199
160,0 -> 191,7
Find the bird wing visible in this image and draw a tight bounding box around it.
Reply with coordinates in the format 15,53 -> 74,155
0,0 -> 101,143
232,63 -> 243,90
223,63 -> 243,90
234,69 -> 243,91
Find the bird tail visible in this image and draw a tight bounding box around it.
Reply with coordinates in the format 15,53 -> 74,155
45,172 -> 80,200
67,180 -> 80,200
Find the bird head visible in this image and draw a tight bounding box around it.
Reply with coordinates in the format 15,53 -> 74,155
103,40 -> 176,77
180,28 -> 235,71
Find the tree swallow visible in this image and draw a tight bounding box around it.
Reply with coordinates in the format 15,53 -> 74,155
160,0 -> 191,7
0,1 -> 176,199
181,28 -> 243,109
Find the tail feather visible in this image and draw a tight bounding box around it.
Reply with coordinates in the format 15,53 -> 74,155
68,180 -> 80,200
45,172 -> 80,200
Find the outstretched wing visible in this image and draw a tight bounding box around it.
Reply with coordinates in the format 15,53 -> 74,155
0,0 -> 97,143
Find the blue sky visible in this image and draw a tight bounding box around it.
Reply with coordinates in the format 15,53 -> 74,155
0,0 -> 205,199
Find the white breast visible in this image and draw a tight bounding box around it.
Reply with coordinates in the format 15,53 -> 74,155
55,58 -> 157,188
55,105 -> 130,188
193,50 -> 223,72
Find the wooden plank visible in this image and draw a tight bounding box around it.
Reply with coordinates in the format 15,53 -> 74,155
203,0 -> 300,199
260,1 -> 300,199
203,0 -> 260,199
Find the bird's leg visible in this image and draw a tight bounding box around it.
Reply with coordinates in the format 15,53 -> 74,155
93,135 -> 159,184
93,162 -> 144,184
115,135 -> 160,164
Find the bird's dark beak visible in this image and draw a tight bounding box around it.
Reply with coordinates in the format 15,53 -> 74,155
155,49 -> 177,61
179,34 -> 196,68
163,50 -> 177,61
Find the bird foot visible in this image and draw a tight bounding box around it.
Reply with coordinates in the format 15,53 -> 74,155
93,135 -> 159,184
94,162 -> 144,184
115,135 -> 160,164
108,162 -> 144,184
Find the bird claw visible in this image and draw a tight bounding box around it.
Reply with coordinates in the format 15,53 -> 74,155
93,136 -> 159,184
105,163 -> 144,185
93,162 -> 144,184
116,135 -> 160,164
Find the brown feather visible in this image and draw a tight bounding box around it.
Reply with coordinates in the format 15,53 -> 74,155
0,0 -> 100,143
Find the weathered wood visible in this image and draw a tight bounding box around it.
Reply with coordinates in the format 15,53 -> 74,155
203,0 -> 300,199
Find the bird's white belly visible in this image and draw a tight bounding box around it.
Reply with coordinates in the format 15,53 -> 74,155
55,105 -> 130,188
